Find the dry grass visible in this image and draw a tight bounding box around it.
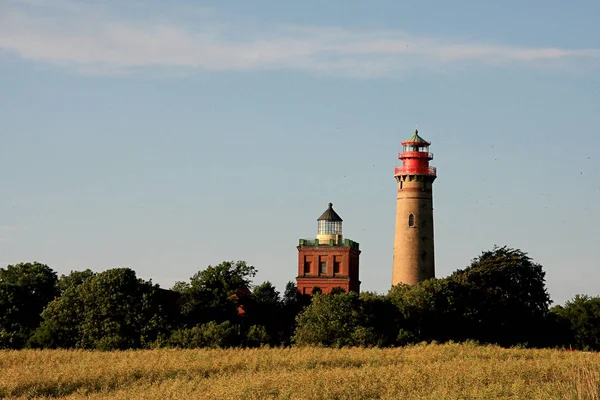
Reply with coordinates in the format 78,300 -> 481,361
0,342 -> 598,399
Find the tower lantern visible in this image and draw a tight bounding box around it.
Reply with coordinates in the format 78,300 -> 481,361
317,203 -> 343,245
296,203 -> 361,295
392,129 -> 437,286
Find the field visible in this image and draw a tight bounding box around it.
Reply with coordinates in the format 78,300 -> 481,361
1,343 -> 599,399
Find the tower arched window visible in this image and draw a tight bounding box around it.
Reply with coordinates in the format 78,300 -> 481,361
408,214 -> 415,227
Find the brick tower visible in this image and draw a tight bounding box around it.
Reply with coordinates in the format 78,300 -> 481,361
392,129 -> 437,286
296,203 -> 361,295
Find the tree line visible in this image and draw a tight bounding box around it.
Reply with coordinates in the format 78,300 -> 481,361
0,246 -> 598,350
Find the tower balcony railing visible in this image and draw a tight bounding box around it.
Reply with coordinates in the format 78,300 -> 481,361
394,166 -> 437,176
399,151 -> 434,159
299,238 -> 360,249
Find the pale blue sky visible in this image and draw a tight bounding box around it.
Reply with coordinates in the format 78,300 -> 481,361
1,0 -> 599,304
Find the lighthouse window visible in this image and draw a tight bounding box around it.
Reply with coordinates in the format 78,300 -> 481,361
334,256 -> 342,274
320,262 -> 327,274
319,256 -> 327,274
408,214 -> 415,227
318,220 -> 342,235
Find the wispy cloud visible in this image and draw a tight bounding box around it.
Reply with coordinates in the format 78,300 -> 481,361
1,0 -> 599,77
0,225 -> 31,232
0,225 -> 29,244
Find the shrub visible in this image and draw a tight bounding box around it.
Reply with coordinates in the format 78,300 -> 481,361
169,321 -> 237,348
246,325 -> 270,347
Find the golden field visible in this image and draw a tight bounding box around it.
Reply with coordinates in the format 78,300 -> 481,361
1,343 -> 599,400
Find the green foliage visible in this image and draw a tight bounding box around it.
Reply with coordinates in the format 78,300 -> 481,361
247,282 -> 282,344
253,281 -> 280,306
57,269 -> 95,293
28,270 -> 96,349
397,329 -> 418,346
0,249 -> 589,352
171,281 -> 190,293
30,268 -> 178,350
330,287 -> 346,295
27,284 -> 83,349
283,281 -> 300,307
293,292 -> 379,348
454,246 -> 550,314
139,287 -> 181,348
350,326 -> 382,347
76,268 -> 146,349
552,295 -> 600,351
360,291 -> 402,346
168,321 -> 237,348
246,325 -> 270,347
176,261 -> 256,326
279,281 -> 310,346
388,246 -> 552,347
0,262 -> 58,349
451,245 -> 551,345
389,278 -> 469,343
190,260 -> 256,295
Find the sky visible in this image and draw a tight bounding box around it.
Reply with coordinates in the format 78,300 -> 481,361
1,0 -> 599,305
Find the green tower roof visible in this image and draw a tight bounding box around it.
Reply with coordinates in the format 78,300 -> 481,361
403,129 -> 430,144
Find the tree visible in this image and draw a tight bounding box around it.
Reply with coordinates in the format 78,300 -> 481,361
57,269 -> 95,293
30,268 -> 178,350
449,246 -> 551,346
176,261 -> 257,326
27,284 -> 83,349
168,321 -> 237,348
0,262 -> 58,348
190,260 -> 256,294
28,269 -> 97,349
280,281 -> 310,345
283,281 -> 300,307
387,246 -> 552,347
389,278 -> 471,344
330,287 -> 346,295
246,325 -> 270,347
253,281 -> 281,307
552,295 -> 600,351
360,291 -> 402,346
293,292 -> 379,347
248,282 -> 282,344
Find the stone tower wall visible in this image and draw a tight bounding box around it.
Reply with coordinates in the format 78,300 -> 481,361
392,174 -> 435,286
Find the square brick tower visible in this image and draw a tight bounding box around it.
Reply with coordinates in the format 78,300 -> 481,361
296,203 -> 361,295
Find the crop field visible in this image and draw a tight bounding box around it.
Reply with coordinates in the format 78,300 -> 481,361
1,343 -> 599,399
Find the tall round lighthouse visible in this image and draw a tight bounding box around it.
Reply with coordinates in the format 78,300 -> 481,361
392,129 -> 437,286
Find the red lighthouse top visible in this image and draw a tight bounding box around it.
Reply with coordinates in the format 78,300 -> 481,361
394,129 -> 437,177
